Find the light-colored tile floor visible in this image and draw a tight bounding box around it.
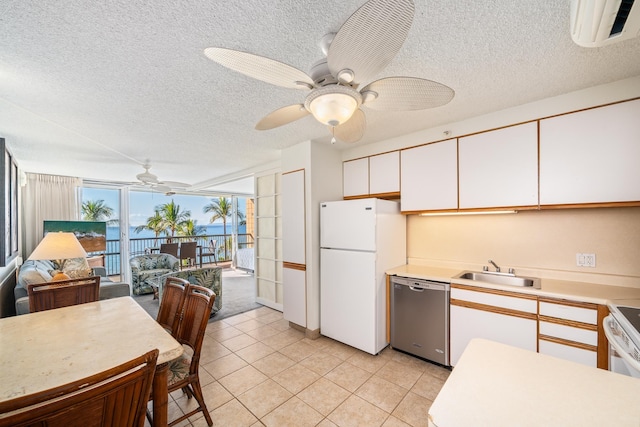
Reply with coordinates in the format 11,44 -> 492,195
155,306 -> 450,427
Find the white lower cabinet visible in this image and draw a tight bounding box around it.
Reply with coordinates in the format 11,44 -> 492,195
283,267 -> 306,327
537,298 -> 601,368
450,285 -> 537,366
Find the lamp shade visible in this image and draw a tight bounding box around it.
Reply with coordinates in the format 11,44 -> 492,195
28,232 -> 88,261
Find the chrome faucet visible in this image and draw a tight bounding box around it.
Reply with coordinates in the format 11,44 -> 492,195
488,259 -> 500,272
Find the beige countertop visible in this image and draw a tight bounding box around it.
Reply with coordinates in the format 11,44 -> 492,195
0,297 -> 183,402
428,339 -> 640,427
386,264 -> 640,305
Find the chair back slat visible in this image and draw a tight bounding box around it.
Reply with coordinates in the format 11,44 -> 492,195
179,242 -> 198,269
27,276 -> 101,313
0,349 -> 158,427
156,277 -> 190,334
174,285 -> 215,371
159,243 -> 179,257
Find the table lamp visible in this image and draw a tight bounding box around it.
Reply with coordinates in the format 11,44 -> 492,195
28,232 -> 88,281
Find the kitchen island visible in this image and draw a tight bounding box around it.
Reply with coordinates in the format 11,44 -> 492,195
428,339 -> 640,426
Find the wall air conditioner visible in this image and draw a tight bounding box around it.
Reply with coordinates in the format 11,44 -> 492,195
570,0 -> 640,47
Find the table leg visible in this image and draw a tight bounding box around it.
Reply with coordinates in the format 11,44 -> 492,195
153,362 -> 169,427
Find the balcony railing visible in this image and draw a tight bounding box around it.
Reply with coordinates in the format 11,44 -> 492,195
95,233 -> 254,276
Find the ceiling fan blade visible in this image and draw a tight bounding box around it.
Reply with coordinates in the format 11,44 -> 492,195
161,181 -> 190,188
255,104 -> 310,130
361,77 -> 455,111
327,0 -> 414,85
153,184 -> 173,193
204,47 -> 314,89
332,109 -> 366,143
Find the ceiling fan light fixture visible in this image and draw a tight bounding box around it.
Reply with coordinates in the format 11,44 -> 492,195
305,86 -> 362,127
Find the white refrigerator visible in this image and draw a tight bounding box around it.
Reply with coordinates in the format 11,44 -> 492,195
320,198 -> 406,355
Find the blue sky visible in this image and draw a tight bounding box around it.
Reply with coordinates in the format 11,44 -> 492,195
82,188 -> 246,227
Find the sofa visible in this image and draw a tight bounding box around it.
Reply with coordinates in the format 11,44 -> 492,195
15,258 -> 130,315
129,253 -> 180,295
157,267 -> 222,315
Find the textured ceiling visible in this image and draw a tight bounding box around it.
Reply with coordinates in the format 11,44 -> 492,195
1,0 -> 639,194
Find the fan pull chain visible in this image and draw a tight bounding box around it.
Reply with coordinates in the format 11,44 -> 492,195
331,127 -> 337,145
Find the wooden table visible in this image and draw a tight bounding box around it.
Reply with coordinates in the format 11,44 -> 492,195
0,297 -> 183,426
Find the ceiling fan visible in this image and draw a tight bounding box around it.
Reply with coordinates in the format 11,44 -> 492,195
204,0 -> 454,143
134,162 -> 189,195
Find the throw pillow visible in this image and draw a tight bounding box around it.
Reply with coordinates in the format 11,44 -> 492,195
62,257 -> 92,279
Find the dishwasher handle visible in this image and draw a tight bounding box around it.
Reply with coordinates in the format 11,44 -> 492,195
409,285 -> 424,292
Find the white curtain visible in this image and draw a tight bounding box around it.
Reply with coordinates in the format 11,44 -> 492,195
22,173 -> 82,256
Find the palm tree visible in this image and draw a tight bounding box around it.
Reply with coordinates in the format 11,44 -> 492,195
203,197 -> 245,260
81,200 -> 117,225
134,210 -> 166,241
157,200 -> 191,242
203,197 -> 244,236
178,219 -> 206,239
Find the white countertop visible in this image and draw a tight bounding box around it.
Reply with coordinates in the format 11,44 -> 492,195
386,264 -> 640,305
428,339 -> 640,427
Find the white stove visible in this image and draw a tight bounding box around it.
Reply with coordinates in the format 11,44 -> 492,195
604,303 -> 640,377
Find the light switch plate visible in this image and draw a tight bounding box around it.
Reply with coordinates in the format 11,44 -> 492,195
576,253 -> 596,267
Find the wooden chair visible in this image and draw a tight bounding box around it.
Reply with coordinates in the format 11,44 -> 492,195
179,241 -> 197,270
27,276 -> 101,313
156,276 -> 190,334
200,239 -> 218,265
0,349 -> 159,427
160,242 -> 179,257
149,284 -> 216,426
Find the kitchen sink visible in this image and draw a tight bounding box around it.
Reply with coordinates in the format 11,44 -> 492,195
454,271 -> 541,288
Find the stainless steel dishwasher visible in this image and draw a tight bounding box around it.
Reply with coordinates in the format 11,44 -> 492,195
390,276 -> 450,366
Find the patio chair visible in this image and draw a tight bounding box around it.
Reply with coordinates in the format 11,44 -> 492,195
200,239 -> 218,265
148,284 -> 215,426
129,253 -> 180,295
0,349 -> 158,427
27,276 -> 101,313
160,243 -> 179,257
179,241 -> 197,270
156,277 -> 189,334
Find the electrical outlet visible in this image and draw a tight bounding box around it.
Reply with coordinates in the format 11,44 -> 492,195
576,253 -> 596,267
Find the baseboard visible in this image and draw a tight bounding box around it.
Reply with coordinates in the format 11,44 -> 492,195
288,321 -> 321,340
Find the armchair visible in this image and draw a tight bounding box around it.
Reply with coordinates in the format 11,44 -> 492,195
129,253 -> 180,295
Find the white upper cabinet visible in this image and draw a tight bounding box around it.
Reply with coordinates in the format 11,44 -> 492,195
369,151 -> 400,196
401,139 -> 458,212
281,169 -> 305,265
343,157 -> 369,198
343,152 -> 400,198
459,122 -> 539,209
539,99 -> 640,205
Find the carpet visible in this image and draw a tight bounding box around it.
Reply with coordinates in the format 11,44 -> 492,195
133,268 -> 262,322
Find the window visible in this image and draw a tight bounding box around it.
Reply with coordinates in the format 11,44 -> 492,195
0,138 -> 19,266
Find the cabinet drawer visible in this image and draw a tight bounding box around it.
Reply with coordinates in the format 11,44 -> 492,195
539,300 -> 597,325
451,287 -> 537,314
539,339 -> 597,368
539,321 -> 597,346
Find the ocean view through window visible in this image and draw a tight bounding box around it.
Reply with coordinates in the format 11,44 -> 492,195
82,187 -> 250,276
